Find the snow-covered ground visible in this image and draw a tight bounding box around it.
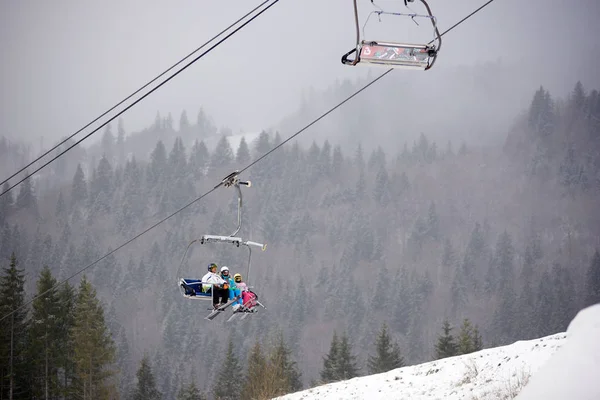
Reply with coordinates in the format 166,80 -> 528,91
276,304 -> 600,400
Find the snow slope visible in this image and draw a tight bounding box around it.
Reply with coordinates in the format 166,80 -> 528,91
515,303 -> 600,400
276,304 -> 600,400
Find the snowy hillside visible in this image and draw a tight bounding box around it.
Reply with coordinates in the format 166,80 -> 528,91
276,304 -> 600,400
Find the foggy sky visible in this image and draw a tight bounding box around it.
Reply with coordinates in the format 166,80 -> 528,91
1,0 -> 599,149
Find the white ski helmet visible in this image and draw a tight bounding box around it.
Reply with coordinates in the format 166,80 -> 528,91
221,266 -> 229,273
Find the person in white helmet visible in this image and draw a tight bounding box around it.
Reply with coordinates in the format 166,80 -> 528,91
219,266 -> 237,301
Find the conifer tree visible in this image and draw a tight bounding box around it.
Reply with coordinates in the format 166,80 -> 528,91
528,86 -> 546,129
131,354 -> 162,400
355,142 -> 365,170
56,280 -> 76,398
165,112 -> 174,131
0,181 -> 12,224
442,238 -> 456,268
427,201 -> 439,240
211,135 -> 234,170
179,110 -> 191,133
434,320 -> 457,359
168,137 -> 188,180
368,146 -> 386,171
268,333 -> 302,395
488,231 -> 515,293
236,137 -> 251,164
355,168 -> 366,201
242,340 -> 267,399
336,332 -> 359,380
373,165 -> 390,206
318,139 -> 332,176
101,124 -> 115,161
71,163 -> 88,208
29,266 -> 62,399
212,337 -> 241,400
307,141 -> 320,168
148,140 -> 168,187
0,253 -> 30,399
570,81 -> 586,110
117,118 -> 126,165
56,189 -> 66,218
189,139 -> 209,178
177,378 -> 206,400
367,323 -> 405,374
253,131 -> 271,157
332,145 -> 344,176
196,107 -> 216,137
71,275 -> 117,398
15,171 -> 38,214
320,331 -> 340,383
472,326 -> 483,351
456,318 -> 483,355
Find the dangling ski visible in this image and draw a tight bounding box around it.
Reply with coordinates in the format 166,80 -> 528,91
225,300 -> 266,322
226,312 -> 242,322
204,296 -> 241,321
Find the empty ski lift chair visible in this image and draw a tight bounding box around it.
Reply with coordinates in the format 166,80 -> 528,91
342,0 -> 442,71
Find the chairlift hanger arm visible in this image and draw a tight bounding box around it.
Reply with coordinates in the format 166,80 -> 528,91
341,0 -> 361,66
419,0 -> 441,69
213,171 -> 251,237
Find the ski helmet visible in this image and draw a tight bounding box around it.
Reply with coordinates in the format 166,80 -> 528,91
221,266 -> 229,273
234,273 -> 242,282
208,263 -> 218,271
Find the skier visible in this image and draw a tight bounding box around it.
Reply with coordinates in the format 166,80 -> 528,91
220,266 -> 236,300
201,263 -> 229,309
231,273 -> 246,310
231,273 -> 259,312
241,289 -> 259,311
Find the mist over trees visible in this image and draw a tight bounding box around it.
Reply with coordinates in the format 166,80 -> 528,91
1,80 -> 599,398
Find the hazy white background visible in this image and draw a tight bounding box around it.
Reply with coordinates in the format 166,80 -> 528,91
1,0 -> 599,147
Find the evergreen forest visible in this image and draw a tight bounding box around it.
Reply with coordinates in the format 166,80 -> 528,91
1,79 -> 600,399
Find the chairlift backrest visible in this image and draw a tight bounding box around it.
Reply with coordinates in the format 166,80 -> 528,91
358,40 -> 433,70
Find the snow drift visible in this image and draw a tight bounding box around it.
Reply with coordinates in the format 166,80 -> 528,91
275,304 -> 600,400
515,303 -> 600,400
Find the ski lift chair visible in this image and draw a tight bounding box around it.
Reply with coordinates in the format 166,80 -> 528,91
342,0 -> 442,71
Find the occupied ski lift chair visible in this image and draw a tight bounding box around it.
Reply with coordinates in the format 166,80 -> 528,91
342,0 -> 442,71
176,171 -> 267,318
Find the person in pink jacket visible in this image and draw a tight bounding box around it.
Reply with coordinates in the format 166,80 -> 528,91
232,273 -> 258,312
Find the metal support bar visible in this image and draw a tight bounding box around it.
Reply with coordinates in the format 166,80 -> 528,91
213,171 -> 251,237
342,0 -> 361,66
232,183 -> 243,237
241,240 -> 266,284
201,234 -> 243,246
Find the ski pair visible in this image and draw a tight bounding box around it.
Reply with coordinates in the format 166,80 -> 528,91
226,300 -> 266,322
205,296 -> 241,320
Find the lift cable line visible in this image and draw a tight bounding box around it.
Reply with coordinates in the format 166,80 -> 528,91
0,0 -> 498,324
242,0 -> 499,173
0,0 -> 279,199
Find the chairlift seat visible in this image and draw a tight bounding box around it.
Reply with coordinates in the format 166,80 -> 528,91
179,278 -> 212,299
358,41 -> 434,70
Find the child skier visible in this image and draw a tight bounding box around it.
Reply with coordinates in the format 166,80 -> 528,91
232,273 -> 258,312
